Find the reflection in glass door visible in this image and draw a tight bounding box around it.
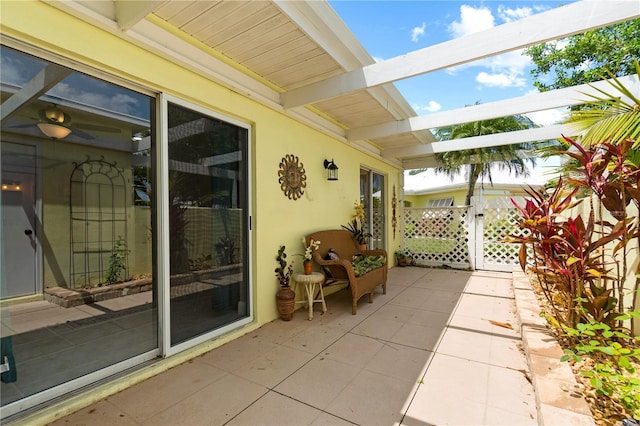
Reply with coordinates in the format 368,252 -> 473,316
0,45 -> 157,417
360,168 -> 386,250
1,143 -> 37,299
166,101 -> 250,347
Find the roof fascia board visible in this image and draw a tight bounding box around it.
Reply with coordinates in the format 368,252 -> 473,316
114,0 -> 165,31
348,74 -> 640,140
282,1 -> 639,109
387,124 -> 572,158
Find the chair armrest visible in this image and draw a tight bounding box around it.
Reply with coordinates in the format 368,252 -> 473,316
313,253 -> 358,281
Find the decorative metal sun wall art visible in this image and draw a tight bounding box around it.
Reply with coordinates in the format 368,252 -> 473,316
278,154 -> 307,200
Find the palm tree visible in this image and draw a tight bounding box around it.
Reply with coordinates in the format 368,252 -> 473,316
412,111 -> 541,206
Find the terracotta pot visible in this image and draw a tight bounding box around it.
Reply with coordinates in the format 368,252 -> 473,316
303,260 -> 313,275
359,244 -> 367,251
276,287 -> 295,321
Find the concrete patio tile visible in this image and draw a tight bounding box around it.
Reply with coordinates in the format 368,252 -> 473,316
437,326 -> 527,370
387,267 -> 432,286
106,358 -> 227,423
232,344 -> 315,388
141,373 -> 267,426
197,330 -> 279,373
367,302 -> 416,323
485,363 -> 537,417
326,369 -> 414,426
453,292 -> 515,321
351,313 -> 404,341
47,399 -> 138,426
310,411 -> 356,425
389,322 -> 444,351
388,287 -> 433,309
364,342 -> 434,383
416,289 -> 464,314
484,406 -> 537,425
274,356 -> 360,410
281,324 -> 346,355
407,308 -> 452,330
448,311 -> 520,339
322,333 -> 384,367
402,391 -> 487,425
411,271 -> 471,293
417,353 -> 490,407
464,275 -> 514,298
226,391 -> 322,425
309,308 -> 368,332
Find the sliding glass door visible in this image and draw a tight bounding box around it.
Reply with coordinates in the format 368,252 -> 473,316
360,168 -> 386,250
165,100 -> 251,348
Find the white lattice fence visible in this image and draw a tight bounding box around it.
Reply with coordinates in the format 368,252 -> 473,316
402,207 -> 472,269
476,196 -> 529,271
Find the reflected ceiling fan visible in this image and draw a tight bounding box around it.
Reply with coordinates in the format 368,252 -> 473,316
9,105 -> 121,140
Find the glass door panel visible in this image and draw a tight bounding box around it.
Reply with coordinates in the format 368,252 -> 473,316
0,45 -> 157,415
167,102 -> 249,346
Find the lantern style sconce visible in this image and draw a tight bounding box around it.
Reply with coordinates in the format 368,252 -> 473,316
324,159 -> 338,181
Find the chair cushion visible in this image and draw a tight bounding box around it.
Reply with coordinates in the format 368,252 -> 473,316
351,255 -> 386,277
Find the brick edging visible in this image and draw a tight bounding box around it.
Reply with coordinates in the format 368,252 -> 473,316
512,269 -> 596,426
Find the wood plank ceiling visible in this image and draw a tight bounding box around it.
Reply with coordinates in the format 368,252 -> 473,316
150,0 -> 433,158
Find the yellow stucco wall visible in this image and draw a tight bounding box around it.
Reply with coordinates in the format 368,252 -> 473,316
1,1 -> 402,326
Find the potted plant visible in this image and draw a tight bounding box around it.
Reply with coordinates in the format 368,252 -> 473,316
275,245 -> 295,320
299,237 -> 320,275
394,250 -> 414,267
342,201 -> 372,249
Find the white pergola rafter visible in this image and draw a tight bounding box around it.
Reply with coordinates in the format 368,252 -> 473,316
385,124 -> 573,160
348,75 -> 640,142
281,1 -> 639,109
114,0 -> 165,31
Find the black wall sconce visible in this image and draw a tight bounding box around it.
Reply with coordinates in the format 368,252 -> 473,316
324,159 -> 339,181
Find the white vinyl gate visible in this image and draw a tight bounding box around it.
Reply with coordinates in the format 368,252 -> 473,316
402,196 -> 526,272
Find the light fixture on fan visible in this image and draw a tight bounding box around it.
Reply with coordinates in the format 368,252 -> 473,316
37,105 -> 72,139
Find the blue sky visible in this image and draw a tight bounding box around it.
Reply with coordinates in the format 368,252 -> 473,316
328,0 -> 577,126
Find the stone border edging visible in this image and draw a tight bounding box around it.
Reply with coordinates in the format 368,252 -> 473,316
512,269 -> 596,426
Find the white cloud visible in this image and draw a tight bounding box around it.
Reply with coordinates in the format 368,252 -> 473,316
411,22 -> 426,43
448,5 -> 494,38
476,71 -> 526,88
497,5 -> 532,23
413,100 -> 442,113
49,82 -> 140,115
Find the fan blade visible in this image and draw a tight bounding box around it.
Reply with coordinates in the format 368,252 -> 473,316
6,123 -> 38,129
70,128 -> 95,140
75,123 -> 121,133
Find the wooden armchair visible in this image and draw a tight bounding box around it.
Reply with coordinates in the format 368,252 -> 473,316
305,230 -> 387,314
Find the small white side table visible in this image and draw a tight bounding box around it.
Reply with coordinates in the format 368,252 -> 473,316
292,272 -> 326,320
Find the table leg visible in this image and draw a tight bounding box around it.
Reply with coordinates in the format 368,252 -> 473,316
306,283 -> 314,320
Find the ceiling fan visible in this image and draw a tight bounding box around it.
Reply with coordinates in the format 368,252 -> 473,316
8,105 -> 121,140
